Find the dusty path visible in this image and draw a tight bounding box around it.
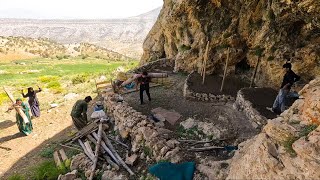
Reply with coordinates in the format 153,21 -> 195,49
0,90 -> 92,179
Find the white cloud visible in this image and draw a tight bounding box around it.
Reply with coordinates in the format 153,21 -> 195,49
0,0 -> 163,19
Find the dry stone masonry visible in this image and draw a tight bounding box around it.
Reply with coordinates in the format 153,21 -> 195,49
184,72 -> 235,102
104,94 -> 182,163
227,77 -> 320,179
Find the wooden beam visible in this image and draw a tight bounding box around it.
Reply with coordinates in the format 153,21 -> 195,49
78,139 -> 95,162
97,131 -> 134,175
250,56 -> 261,88
59,149 -> 68,162
87,134 -> 120,170
53,151 -> 62,167
89,123 -> 103,180
59,144 -> 82,152
3,87 -> 29,124
202,41 -> 210,85
220,47 -> 230,92
91,133 -> 120,165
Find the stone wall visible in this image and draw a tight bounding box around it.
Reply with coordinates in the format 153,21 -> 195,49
233,88 -> 267,129
104,94 -> 182,163
183,72 -> 235,102
227,77 -> 320,179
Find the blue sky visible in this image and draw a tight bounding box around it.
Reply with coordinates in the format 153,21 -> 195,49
0,0 -> 163,19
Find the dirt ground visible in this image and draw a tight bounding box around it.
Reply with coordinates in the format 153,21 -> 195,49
123,73 -> 259,162
241,88 -> 278,119
0,89 -> 97,179
188,73 -> 250,97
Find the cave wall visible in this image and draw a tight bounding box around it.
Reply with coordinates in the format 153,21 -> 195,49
142,0 -> 320,88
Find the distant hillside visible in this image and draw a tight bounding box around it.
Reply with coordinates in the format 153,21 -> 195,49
0,36 -> 132,61
0,7 -> 161,59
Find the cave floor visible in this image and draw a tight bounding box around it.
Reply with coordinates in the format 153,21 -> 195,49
122,73 -> 259,162
188,73 -> 250,97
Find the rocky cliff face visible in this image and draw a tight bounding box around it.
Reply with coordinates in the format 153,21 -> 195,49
226,77 -> 320,179
142,0 -> 320,87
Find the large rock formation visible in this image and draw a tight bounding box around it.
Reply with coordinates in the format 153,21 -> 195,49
227,77 -> 320,179
142,0 -> 320,87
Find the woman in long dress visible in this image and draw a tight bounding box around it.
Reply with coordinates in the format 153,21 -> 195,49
22,86 -> 42,118
7,98 -> 33,135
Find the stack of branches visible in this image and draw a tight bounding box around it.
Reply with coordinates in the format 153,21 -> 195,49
63,118 -> 133,179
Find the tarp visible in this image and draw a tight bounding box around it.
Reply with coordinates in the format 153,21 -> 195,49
149,162 -> 196,180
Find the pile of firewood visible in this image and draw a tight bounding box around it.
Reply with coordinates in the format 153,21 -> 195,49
62,118 -> 133,180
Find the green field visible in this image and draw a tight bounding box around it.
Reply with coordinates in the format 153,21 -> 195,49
0,57 -> 138,104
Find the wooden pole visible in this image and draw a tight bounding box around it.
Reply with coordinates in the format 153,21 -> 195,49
93,132 -> 134,175
78,139 -> 95,161
220,48 -> 230,92
3,87 -> 29,123
59,149 -> 68,162
86,134 -> 120,170
90,133 -> 120,165
89,123 -> 103,180
59,144 -> 82,152
53,151 -> 62,167
250,56 -> 261,88
202,41 -> 210,84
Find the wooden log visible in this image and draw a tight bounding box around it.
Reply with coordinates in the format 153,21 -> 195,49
202,41 -> 210,84
78,139 -> 94,162
97,131 -> 134,175
3,87 -> 29,124
86,134 -> 120,170
108,136 -> 129,149
91,133 -> 120,165
250,56 -> 261,88
220,47 -> 230,92
84,141 -> 95,160
59,144 -> 82,152
103,154 -> 120,170
89,123 -> 103,180
59,149 -> 68,162
121,84 -> 161,95
188,146 -> 224,152
65,121 -> 98,144
53,151 -> 62,167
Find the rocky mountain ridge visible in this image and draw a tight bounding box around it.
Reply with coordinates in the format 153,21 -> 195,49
0,36 -> 131,61
0,7 -> 161,59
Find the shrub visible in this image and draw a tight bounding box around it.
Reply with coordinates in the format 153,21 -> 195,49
299,124 -> 318,137
31,160 -> 66,180
283,124 -> 318,156
47,81 -> 63,94
0,92 -> 9,105
8,174 -> 25,180
179,45 -> 192,52
72,74 -> 90,85
253,46 -> 265,57
38,76 -> 59,83
40,147 -> 55,158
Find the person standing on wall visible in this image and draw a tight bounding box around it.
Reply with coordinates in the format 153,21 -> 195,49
272,62 -> 300,114
137,71 -> 152,105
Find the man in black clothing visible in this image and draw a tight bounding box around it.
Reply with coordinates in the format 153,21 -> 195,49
280,63 -> 300,90
137,71 -> 151,105
272,62 -> 300,114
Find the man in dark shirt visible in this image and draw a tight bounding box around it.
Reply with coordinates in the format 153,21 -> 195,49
71,96 -> 92,130
272,63 -> 300,114
280,63 -> 300,89
137,71 -> 151,105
